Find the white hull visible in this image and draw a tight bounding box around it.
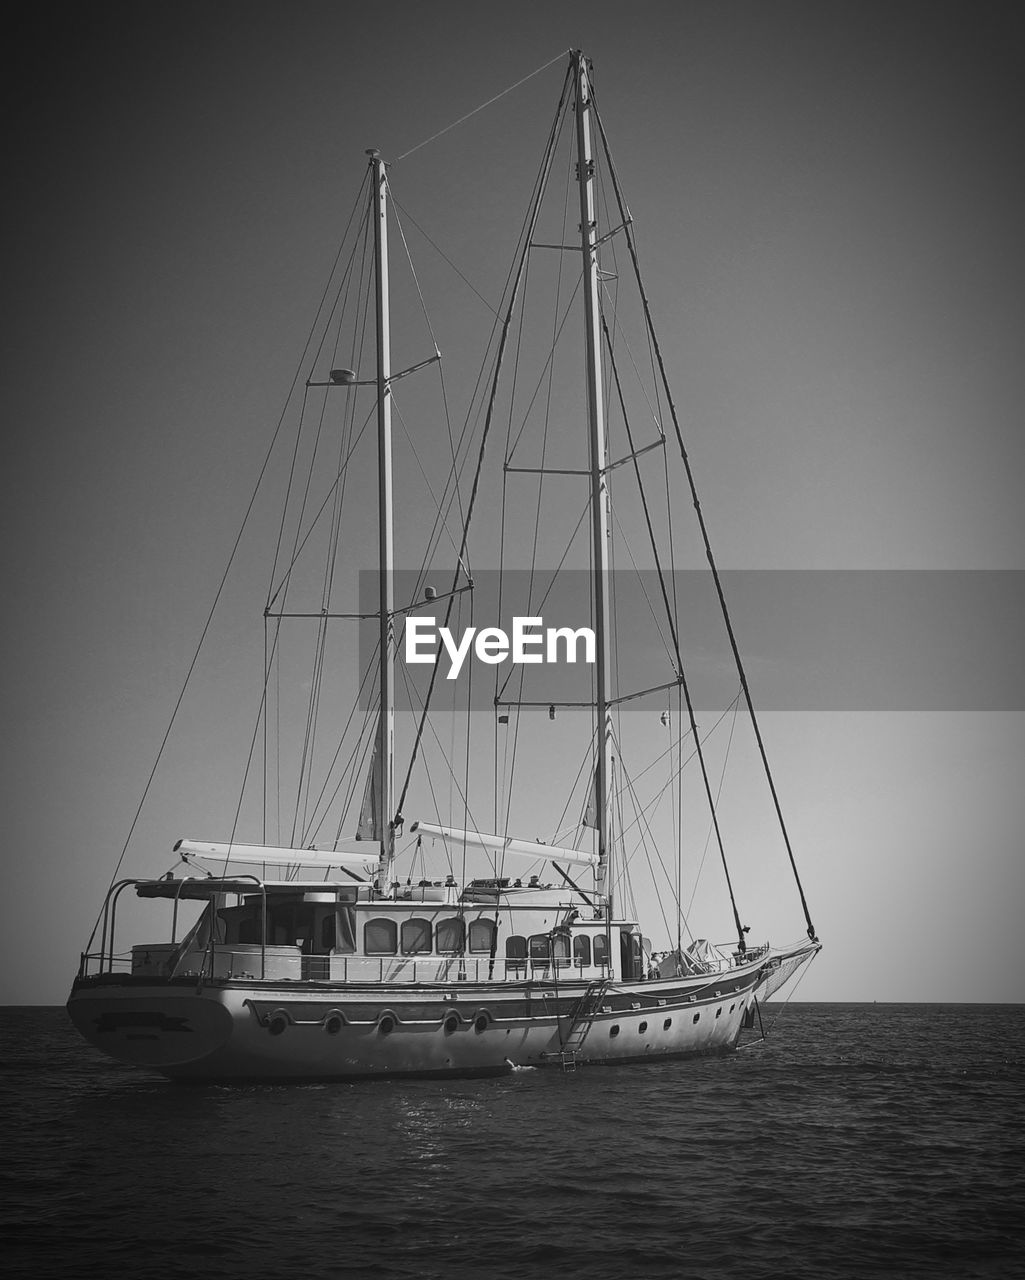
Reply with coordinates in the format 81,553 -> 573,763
67,955 -> 796,1080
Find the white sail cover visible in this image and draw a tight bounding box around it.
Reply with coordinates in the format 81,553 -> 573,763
173,839 -> 377,872
356,732 -> 381,841
410,822 -> 598,869
581,767 -> 598,830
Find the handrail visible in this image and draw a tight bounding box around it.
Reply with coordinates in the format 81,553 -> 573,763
98,879 -> 138,974
105,880 -> 141,975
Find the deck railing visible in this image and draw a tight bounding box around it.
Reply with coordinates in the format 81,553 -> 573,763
78,906 -> 767,986
79,944 -> 615,985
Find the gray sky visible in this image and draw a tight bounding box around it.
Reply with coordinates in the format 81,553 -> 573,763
3,1 -> 1023,1004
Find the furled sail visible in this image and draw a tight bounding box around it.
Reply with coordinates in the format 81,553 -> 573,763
356,732 -> 381,841
581,768 -> 598,830
409,821 -> 598,868
173,839 -> 376,872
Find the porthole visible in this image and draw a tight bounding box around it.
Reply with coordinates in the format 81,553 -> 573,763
610,1024 -> 620,1037
638,1021 -> 648,1033
715,1007 -> 722,1018
692,1013 -> 700,1024
378,1014 -> 396,1036
730,1003 -> 736,1012
268,1012 -> 288,1036
324,1014 -> 343,1035
443,1014 -> 460,1034
474,1014 -> 489,1034
663,1018 -> 672,1030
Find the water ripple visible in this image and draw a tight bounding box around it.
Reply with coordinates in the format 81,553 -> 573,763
1,1004 -> 1022,1279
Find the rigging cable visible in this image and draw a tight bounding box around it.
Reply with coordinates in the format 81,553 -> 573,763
392,51 -> 569,163
598,322 -> 748,951
685,693 -> 741,920
611,697 -> 740,942
389,195 -> 500,318
395,643 -> 481,837
289,233 -> 373,845
590,88 -> 818,945
497,139 -> 571,862
761,947 -> 817,1038
393,60 -> 575,827
389,196 -> 472,568
87,177 -> 371,934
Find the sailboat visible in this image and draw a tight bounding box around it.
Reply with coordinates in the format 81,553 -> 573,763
68,51 -> 820,1079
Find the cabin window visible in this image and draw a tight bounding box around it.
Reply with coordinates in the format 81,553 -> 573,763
364,918 -> 398,955
573,935 -> 591,967
593,934 -> 609,969
238,914 -> 262,944
401,918 -> 432,955
529,935 -> 551,966
468,918 -> 497,954
266,906 -> 296,946
436,917 -> 465,955
320,913 -> 336,951
505,935 -> 526,974
552,933 -> 570,968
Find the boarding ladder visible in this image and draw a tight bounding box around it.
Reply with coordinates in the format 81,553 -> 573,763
547,979 -> 610,1072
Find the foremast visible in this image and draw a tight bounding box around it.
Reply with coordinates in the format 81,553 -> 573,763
369,148 -> 396,891
573,52 -> 614,904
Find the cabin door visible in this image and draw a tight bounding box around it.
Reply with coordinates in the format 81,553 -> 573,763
620,930 -> 643,981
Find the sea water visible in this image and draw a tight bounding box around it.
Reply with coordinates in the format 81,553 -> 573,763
2,1004 -> 1022,1279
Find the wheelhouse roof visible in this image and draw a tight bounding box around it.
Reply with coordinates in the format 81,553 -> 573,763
135,878 -> 360,900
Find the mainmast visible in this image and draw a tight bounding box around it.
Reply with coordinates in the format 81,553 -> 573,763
573,53 -> 614,900
369,149 -> 395,888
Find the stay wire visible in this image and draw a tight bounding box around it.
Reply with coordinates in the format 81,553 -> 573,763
392,51 -> 569,163
499,134 -> 573,849
89,177 -> 370,936
393,59 -> 574,825
591,87 -> 817,944
390,194 -> 500,318
387,196 -> 473,564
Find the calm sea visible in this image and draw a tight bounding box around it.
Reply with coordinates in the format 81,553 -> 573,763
1,1004 -> 1022,1279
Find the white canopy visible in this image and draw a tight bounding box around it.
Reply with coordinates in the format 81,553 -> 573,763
409,822 -> 598,869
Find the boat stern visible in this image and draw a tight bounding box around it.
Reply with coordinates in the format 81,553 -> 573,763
67,979 -> 235,1069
